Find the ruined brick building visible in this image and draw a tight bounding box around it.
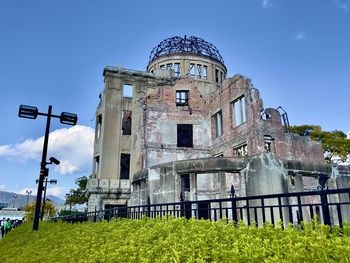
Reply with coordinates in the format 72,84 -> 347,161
86,36 -> 350,215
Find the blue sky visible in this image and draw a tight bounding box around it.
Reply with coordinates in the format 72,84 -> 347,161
0,0 -> 349,199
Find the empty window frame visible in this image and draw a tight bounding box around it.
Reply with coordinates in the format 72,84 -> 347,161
94,156 -> 100,176
122,111 -> 132,135
264,135 -> 274,152
123,84 -> 133,98
215,69 -> 219,83
160,64 -> 165,71
181,174 -> 191,192
174,63 -> 181,77
202,65 -> 208,79
176,90 -> 189,106
177,124 -> 193,147
212,110 -> 223,138
166,63 -> 173,70
233,143 -> 248,157
120,154 -> 130,180
197,65 -> 202,78
232,96 -> 246,126
189,63 -> 195,77
96,114 -> 102,139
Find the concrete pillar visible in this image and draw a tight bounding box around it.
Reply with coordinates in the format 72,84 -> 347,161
328,165 -> 350,224
243,153 -> 289,225
129,82 -> 143,177
100,76 -> 123,180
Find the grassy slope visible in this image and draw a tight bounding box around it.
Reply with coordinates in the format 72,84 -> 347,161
0,218 -> 350,263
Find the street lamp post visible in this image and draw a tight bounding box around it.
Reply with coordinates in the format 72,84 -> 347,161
18,105 -> 77,231
37,178 -> 57,220
26,190 -> 32,206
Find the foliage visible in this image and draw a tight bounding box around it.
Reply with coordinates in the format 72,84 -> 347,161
1,218 -> 350,262
23,201 -> 55,221
65,176 -> 88,206
289,125 -> 350,163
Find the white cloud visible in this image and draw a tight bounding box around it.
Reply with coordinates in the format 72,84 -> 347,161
262,0 -> 272,8
0,184 -> 5,190
294,32 -> 306,40
334,0 -> 350,11
46,186 -> 68,198
0,125 -> 94,175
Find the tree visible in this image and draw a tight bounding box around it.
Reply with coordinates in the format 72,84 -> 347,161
24,201 -> 55,220
65,176 -> 88,208
289,125 -> 350,164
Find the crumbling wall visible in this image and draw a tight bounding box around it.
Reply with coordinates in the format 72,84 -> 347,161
209,74 -> 324,164
144,77 -> 212,167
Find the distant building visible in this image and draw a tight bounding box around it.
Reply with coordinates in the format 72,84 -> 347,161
0,207 -> 25,221
86,36 -> 350,218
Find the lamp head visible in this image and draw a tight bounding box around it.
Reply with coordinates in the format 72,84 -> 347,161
49,179 -> 58,185
60,112 -> 78,125
18,105 -> 38,119
49,157 -> 60,165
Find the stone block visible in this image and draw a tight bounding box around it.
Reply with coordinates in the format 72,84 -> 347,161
99,179 -> 109,188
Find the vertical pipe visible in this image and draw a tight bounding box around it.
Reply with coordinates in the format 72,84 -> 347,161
41,178 -> 49,220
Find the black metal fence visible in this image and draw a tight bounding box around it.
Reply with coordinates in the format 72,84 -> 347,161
55,188 -> 350,227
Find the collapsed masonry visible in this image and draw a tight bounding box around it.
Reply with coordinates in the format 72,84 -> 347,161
86,36 -> 350,222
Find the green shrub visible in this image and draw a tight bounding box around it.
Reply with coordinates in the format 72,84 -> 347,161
0,218 -> 349,262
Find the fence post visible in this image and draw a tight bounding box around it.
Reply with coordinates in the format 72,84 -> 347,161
230,186 -> 237,223
147,196 -> 151,218
125,200 -> 128,219
180,191 -> 184,218
320,190 -> 331,225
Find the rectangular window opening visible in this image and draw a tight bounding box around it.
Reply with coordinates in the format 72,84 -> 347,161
233,143 -> 248,157
264,135 -> 274,152
232,96 -> 246,127
166,63 -> 173,70
122,111 -> 132,135
96,114 -> 102,139
202,65 -> 208,80
123,84 -> 133,98
94,156 -> 100,176
212,111 -> 223,138
120,154 -> 130,180
181,174 -> 190,192
215,69 -> 220,83
176,90 -> 189,106
160,64 -> 165,71
174,63 -> 181,77
177,124 -> 193,148
189,63 -> 195,77
197,64 -> 202,78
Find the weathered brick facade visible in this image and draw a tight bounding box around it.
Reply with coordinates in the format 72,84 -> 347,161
86,36 -> 349,214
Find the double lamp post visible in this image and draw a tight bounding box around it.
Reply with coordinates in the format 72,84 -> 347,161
18,105 -> 77,231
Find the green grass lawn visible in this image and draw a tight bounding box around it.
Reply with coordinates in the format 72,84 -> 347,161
1,218 -> 349,262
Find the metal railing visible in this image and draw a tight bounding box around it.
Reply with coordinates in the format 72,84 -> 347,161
54,188 -> 350,227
